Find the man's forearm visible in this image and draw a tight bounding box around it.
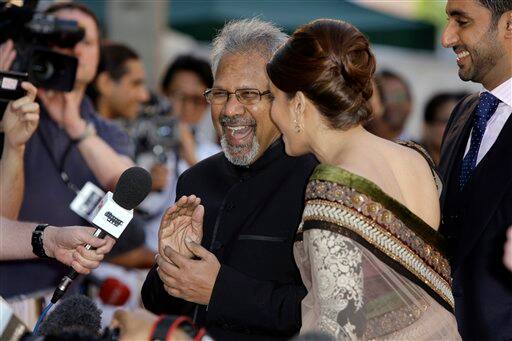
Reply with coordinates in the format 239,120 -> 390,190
77,135 -> 133,191
0,144 -> 25,219
0,217 -> 39,259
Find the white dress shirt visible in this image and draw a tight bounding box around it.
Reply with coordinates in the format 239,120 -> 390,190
464,77 -> 512,165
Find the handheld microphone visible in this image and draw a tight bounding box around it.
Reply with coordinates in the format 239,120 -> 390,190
51,167 -> 152,304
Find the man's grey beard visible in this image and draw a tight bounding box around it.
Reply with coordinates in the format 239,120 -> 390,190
220,133 -> 260,166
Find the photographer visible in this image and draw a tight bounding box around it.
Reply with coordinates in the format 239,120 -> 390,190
161,55 -> 218,147
37,3 -> 133,190
0,41 -> 114,274
0,3 -> 134,299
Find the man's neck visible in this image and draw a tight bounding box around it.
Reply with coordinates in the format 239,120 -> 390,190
97,98 -> 114,119
482,57 -> 512,91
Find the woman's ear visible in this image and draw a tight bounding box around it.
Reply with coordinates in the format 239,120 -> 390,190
293,91 -> 307,117
291,92 -> 307,132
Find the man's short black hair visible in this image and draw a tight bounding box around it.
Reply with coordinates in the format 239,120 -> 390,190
86,42 -> 140,105
160,55 -> 213,93
476,0 -> 512,26
424,92 -> 468,123
98,43 -> 140,81
45,2 -> 101,34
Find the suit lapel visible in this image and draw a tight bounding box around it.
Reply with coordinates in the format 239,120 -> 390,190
453,113 -> 512,268
439,95 -> 479,208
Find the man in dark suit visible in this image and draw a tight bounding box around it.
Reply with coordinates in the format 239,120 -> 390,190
439,1 -> 512,339
141,18 -> 317,340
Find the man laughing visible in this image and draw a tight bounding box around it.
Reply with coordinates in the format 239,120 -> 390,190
141,18 -> 317,341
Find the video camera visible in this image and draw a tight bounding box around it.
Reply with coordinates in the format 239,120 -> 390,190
130,93 -> 181,163
0,0 -> 84,98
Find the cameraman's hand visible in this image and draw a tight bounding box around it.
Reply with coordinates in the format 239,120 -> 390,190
39,89 -> 87,139
151,163 -> 169,191
1,82 -> 39,150
0,39 -> 16,71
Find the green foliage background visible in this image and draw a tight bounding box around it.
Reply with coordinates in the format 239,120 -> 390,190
416,0 -> 448,32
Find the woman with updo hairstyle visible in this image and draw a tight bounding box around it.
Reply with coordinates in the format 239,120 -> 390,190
267,19 -> 460,340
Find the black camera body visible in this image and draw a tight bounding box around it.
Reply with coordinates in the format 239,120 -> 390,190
0,70 -> 28,102
0,0 -> 84,94
130,93 -> 181,163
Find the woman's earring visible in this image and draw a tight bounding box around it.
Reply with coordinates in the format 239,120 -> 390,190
293,107 -> 303,133
293,118 -> 302,133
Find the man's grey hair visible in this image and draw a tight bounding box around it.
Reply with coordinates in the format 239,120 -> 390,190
211,17 -> 288,75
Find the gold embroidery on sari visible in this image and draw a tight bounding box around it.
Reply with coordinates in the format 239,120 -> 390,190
365,303 -> 428,340
302,180 -> 454,310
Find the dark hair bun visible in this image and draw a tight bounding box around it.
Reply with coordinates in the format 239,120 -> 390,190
267,19 -> 376,129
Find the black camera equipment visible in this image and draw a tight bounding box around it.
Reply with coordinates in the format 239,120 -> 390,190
0,70 -> 28,102
0,0 -> 84,93
131,93 -> 181,163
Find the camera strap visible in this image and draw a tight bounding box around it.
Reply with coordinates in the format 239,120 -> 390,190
37,129 -> 80,194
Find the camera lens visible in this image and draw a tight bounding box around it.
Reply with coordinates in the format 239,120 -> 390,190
157,125 -> 172,138
31,54 -> 55,82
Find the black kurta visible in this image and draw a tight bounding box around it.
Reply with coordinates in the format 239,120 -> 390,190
142,139 -> 318,340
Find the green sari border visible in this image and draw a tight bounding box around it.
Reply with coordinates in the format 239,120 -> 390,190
309,164 -> 447,253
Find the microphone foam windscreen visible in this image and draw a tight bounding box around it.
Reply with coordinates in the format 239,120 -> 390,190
112,167 -> 152,210
39,295 -> 102,337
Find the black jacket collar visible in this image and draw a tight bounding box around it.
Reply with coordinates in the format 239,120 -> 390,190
224,137 -> 285,175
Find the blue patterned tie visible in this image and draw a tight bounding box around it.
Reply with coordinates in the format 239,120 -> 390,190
459,92 -> 501,189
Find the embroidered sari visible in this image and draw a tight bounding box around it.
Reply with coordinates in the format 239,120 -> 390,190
294,162 -> 460,340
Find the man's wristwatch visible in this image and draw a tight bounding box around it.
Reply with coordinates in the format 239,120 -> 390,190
31,224 -> 50,258
72,121 -> 96,144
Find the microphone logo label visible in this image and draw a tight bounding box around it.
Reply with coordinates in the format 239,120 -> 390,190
104,211 -> 123,227
91,191 -> 133,238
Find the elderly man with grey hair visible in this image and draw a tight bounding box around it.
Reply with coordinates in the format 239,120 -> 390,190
141,18 -> 317,340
